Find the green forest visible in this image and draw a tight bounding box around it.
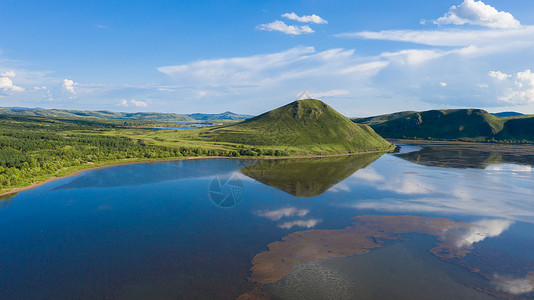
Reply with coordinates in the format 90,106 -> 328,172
0,115 -> 287,192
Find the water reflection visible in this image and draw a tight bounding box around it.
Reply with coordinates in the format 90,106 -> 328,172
248,215 -> 515,285
0,193 -> 16,209
345,152 -> 534,223
396,142 -> 534,169
239,153 -> 383,197
55,159 -> 253,190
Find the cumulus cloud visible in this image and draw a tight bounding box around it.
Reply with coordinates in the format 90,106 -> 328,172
119,99 -> 148,108
257,20 -> 314,35
278,219 -> 321,229
257,207 -> 310,221
62,79 -> 77,94
0,70 -> 16,78
433,0 -> 520,29
490,69 -> 534,104
282,12 -> 328,24
0,76 -> 24,94
489,70 -> 511,80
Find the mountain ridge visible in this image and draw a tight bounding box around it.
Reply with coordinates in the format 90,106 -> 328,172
353,108 -> 534,143
0,107 -> 252,122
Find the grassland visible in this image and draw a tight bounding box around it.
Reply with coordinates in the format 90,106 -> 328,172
0,99 -> 393,194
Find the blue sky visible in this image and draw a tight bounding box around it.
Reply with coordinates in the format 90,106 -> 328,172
1,0 -> 534,116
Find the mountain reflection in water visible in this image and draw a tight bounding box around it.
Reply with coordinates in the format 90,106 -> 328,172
395,141 -> 534,169
239,153 -> 383,197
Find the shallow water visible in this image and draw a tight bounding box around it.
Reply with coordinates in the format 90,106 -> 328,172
0,143 -> 533,299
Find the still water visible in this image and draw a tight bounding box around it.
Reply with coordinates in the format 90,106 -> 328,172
0,143 -> 533,299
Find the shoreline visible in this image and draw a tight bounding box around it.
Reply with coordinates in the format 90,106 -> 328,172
0,147 -> 394,197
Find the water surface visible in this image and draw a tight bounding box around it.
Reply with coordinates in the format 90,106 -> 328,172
1,143 -> 533,299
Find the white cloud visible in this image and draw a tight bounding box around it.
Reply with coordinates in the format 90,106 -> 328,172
257,20 -> 314,35
491,69 -> 534,104
257,207 -> 310,221
489,70 -> 511,80
278,219 -> 321,229
0,76 -> 24,94
119,99 -> 148,108
440,82 -> 448,87
130,99 -> 148,107
337,26 -> 534,48
433,0 -> 520,29
309,89 -> 350,98
196,90 -> 208,98
380,49 -> 449,65
158,47 -> 386,90
0,70 -> 16,78
62,79 -> 77,94
282,12 -> 328,24
296,91 -> 312,100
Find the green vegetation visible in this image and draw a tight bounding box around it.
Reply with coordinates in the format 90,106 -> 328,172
0,107 -> 252,122
200,99 -> 393,154
240,153 -> 383,197
353,109 -> 534,143
0,99 -> 392,193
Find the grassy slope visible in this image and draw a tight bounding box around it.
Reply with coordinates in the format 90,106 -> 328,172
198,99 -> 392,154
354,109 -> 533,143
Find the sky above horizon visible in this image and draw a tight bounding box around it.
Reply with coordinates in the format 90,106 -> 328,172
1,0 -> 534,117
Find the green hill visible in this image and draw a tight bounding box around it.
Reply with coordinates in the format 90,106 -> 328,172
199,99 -> 393,154
188,111 -> 253,121
0,107 -> 252,122
353,109 -> 534,143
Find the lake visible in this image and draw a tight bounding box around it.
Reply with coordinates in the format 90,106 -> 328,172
1,142 -> 533,299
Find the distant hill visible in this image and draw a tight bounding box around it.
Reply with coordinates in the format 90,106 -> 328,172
0,107 -> 252,122
200,99 -> 393,154
353,109 -> 534,143
187,111 -> 253,121
352,111 -> 417,126
491,111 -> 523,117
